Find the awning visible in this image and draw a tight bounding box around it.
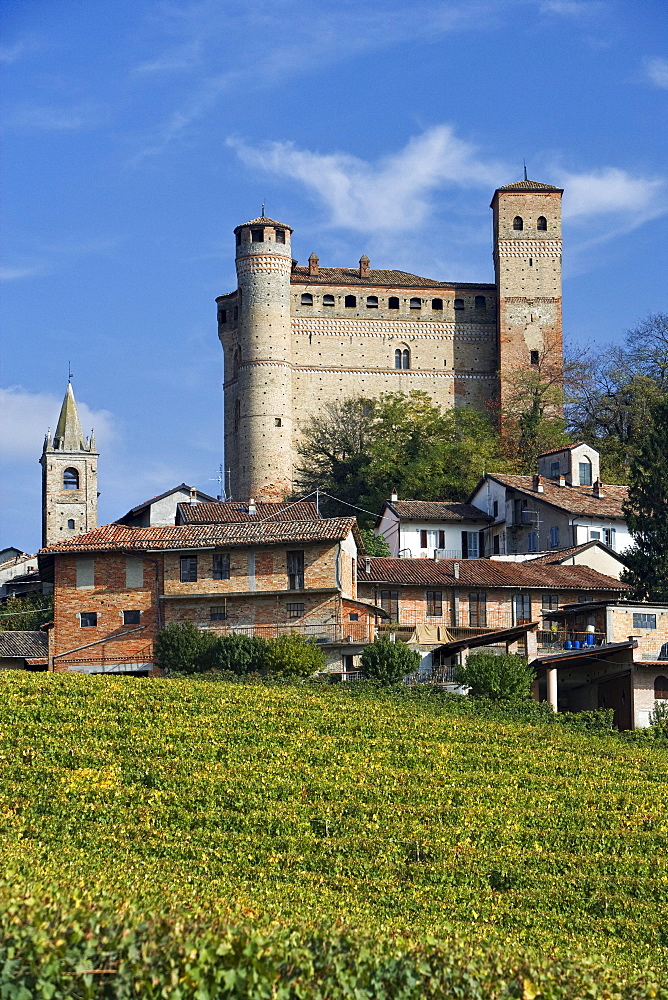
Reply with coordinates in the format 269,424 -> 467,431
433,621 -> 539,656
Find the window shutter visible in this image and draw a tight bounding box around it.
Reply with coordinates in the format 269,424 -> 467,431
461,531 -> 468,558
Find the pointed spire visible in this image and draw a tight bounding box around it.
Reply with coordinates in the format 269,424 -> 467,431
53,382 -> 87,451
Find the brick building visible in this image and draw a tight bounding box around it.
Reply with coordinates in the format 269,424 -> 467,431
218,178 -> 563,501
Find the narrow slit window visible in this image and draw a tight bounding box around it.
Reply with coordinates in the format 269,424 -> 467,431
402,348 -> 410,369
394,349 -> 402,369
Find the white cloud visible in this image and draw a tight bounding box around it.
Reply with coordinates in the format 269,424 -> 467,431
229,126 -> 503,233
558,167 -> 667,222
0,265 -> 44,282
7,103 -> 108,132
537,0 -> 601,14
0,387 -> 115,459
645,56 -> 668,89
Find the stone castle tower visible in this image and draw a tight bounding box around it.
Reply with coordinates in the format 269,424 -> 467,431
217,178 -> 563,502
40,382 -> 98,547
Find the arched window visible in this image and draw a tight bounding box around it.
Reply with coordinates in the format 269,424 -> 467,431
323,294 -> 335,306
579,457 -> 592,486
388,296 -> 399,309
432,298 -> 443,310
453,298 -> 464,310
654,676 -> 668,699
344,295 -> 356,308
233,400 -> 241,435
402,348 -> 410,369
537,216 -> 547,231
409,297 -> 421,309
301,293 -> 313,306
513,216 -> 523,231
475,295 -> 486,309
366,295 -> 378,308
394,349 -> 402,369
67,519 -> 75,530
63,467 -> 79,490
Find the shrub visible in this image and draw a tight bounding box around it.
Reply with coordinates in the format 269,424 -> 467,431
263,632 -> 326,678
648,699 -> 668,737
202,633 -> 269,675
153,621 -> 214,674
361,635 -> 420,685
454,651 -> 534,702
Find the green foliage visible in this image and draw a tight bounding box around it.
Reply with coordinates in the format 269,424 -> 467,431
648,699 -> 668,737
500,345 -> 573,471
454,651 -> 535,701
203,633 -> 270,674
621,393 -> 668,600
359,528 -> 390,556
0,593 -> 53,631
153,620 -> 215,674
360,635 -> 420,684
263,632 -> 326,677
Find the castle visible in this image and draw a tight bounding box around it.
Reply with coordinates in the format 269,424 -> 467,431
215,177 -> 563,502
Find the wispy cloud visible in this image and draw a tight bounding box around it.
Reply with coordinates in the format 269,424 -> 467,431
0,387 -> 114,460
0,265 -> 45,283
0,36 -> 40,64
7,102 -> 109,132
537,0 -> 602,15
229,126 -> 503,233
558,167 -> 667,223
645,56 -> 668,89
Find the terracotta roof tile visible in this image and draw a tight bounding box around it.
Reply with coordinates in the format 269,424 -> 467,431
178,501 -> 321,524
0,631 -> 48,657
357,557 -> 626,592
382,500 -> 492,523
234,216 -> 293,232
538,442 -> 587,456
496,179 -> 563,193
291,266 -> 494,291
484,474 -> 629,519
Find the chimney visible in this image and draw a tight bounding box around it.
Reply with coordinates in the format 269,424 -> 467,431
358,254 -> 370,278
189,488 -> 197,505
558,475 -> 566,487
390,489 -> 398,502
308,252 -> 319,276
248,497 -> 256,516
453,561 -> 460,580
532,475 -> 544,493
365,556 -> 371,574
593,478 -> 604,497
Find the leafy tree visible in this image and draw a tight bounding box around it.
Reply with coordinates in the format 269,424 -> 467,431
0,593 -> 53,631
621,393 -> 668,601
454,651 -> 534,702
263,633 -> 326,678
359,529 -> 390,556
202,633 -> 269,675
360,635 -> 420,685
154,622 -> 215,674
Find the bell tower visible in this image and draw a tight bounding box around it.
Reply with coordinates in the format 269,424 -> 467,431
491,178 -> 564,412
40,382 -> 98,547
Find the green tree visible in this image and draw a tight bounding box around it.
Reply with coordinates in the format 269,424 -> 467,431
263,633 -> 326,678
154,622 -> 215,674
359,529 -> 390,556
360,635 -> 420,685
454,651 -> 534,701
202,633 -> 269,674
0,593 -> 53,631
621,393 -> 668,601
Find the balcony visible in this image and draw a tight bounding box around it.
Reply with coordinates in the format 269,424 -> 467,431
536,630 -> 607,655
195,620 -> 372,645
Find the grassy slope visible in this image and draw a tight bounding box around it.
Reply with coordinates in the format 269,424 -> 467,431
0,673 -> 666,974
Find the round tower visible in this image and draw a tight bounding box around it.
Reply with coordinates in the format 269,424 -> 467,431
228,215 -> 294,501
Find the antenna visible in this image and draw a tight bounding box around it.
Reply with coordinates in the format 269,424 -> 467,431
261,201 -> 265,217
209,463 -> 227,501
523,160 -> 528,181
67,362 -> 73,383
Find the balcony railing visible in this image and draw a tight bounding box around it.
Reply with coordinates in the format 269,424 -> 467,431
195,621 -> 372,645
536,630 -> 607,654
57,645 -> 154,672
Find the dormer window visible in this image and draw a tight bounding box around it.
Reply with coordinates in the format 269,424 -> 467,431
63,467 -> 79,490
251,229 -> 264,243
579,458 -> 592,486
432,298 -> 443,310
301,293 -> 313,305
537,216 -> 547,231
513,216 -> 523,230
366,295 -> 378,308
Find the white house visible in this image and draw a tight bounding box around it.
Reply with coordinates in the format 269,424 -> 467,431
374,497 -> 493,558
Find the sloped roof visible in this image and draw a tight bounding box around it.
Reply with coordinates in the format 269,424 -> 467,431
51,382 -> 93,452
291,266 -> 494,290
0,631 -> 48,658
116,484 -> 218,521
528,541 -> 621,565
178,501 -> 321,524
479,474 -> 629,519
234,216 -> 293,233
496,179 -> 563,193
538,442 -> 587,457
380,500 -> 492,523
40,518 -> 361,554
357,557 -> 627,592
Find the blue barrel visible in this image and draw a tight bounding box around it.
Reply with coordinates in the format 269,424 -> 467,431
564,640 -> 573,650
573,640 -> 581,649
586,633 -> 595,646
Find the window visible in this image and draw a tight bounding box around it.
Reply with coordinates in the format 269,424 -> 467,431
432,298 -> 443,310
515,593 -> 531,624
213,552 -> 230,580
67,519 -> 75,529
395,349 -> 402,369
366,295 -> 378,308
590,530 -> 600,541
126,557 -> 143,588
438,530 -> 446,549
527,531 -> 538,552
550,526 -> 559,547
388,296 -> 399,309
287,550 -> 304,590
579,458 -> 592,486
577,595 -> 595,603
542,593 -> 559,611
63,467 -> 79,489
210,605 -> 227,621
76,557 -> 94,589
234,399 -> 241,434
301,293 -> 313,305
469,592 -> 487,627
218,309 -> 227,324
409,297 -> 421,309
493,534 -> 500,555
513,216 -> 523,230
633,613 -> 657,630
530,350 -> 539,366
80,612 -> 97,628
513,498 -> 528,525
180,556 -> 198,583
427,591 -> 443,617
420,529 -> 437,550
550,461 -> 560,478
323,294 -> 335,306
401,348 -> 410,369
235,232 -> 241,246
275,417 -> 282,427
251,228 -> 264,242
603,527 -> 616,550
474,295 -> 486,309
287,602 -> 304,619
344,295 -> 356,308
275,229 -> 286,244
655,676 -> 668,699
493,500 -> 499,518
537,216 -> 547,231
123,610 -> 141,626
453,298 -> 464,310
349,613 -> 359,621
462,531 -> 479,558
380,590 -> 399,621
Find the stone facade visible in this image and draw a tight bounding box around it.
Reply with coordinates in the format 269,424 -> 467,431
218,180 -> 564,501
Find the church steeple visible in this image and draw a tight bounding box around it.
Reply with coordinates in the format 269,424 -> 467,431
40,382 -> 99,547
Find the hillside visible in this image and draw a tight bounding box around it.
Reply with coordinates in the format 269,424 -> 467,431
0,673 -> 666,985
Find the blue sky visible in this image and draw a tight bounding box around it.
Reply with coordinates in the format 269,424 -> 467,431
2,0 -> 667,553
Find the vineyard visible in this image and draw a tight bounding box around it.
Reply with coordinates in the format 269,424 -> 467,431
1,672 -> 667,994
